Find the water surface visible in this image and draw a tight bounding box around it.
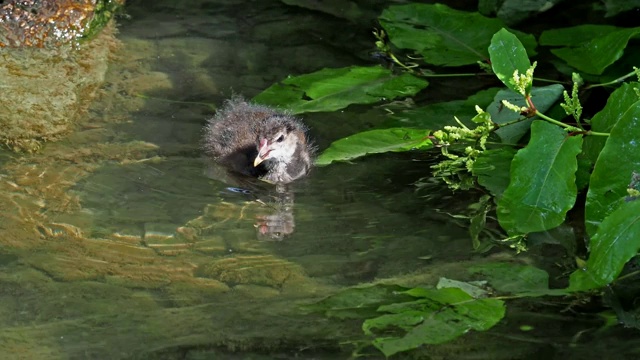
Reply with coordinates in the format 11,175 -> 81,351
0,1 -> 638,359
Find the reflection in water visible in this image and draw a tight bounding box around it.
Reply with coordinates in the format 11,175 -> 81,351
254,184 -> 296,241
203,159 -> 298,240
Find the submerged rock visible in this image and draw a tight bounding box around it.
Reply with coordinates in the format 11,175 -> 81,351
0,0 -> 124,152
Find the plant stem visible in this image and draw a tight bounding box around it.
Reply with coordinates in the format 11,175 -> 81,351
388,52 -> 418,73
532,77 -> 567,84
536,111 -> 609,136
418,72 -> 492,78
585,130 -> 610,136
615,269 -> 640,282
495,116 -> 529,128
585,70 -> 637,89
535,111 -> 572,128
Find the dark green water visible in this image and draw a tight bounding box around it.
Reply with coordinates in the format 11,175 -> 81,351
0,1 -> 639,359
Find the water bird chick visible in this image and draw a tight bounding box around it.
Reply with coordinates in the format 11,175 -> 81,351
203,98 -> 313,184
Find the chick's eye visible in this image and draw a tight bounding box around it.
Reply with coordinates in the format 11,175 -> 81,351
276,135 -> 285,143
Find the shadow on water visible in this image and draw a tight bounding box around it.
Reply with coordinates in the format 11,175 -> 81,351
1,0 -> 640,359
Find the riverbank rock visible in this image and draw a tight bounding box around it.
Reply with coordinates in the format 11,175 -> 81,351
0,0 -> 124,152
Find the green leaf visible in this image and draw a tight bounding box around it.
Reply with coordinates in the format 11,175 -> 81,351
497,121 -> 583,235
539,25 -> 619,46
488,84 -> 565,144
384,88 -> 500,129
436,277 -> 490,298
492,0 -> 564,25
540,25 -> 640,75
575,154 -> 593,192
364,287 -> 505,357
585,100 -> 640,236
472,147 -> 517,199
583,82 -> 640,165
478,0 -> 500,16
489,28 -> 531,94
253,66 -> 428,114
470,262 -> 569,296
604,0 -> 640,17
302,284 -> 412,319
280,0 -> 363,22
385,100 -> 469,129
527,224 -> 578,255
470,263 -> 547,293
378,3 -> 536,67
569,200 -> 640,291
315,128 -> 432,166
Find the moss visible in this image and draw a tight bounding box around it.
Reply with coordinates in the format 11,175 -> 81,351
0,1 -> 124,152
197,255 -> 307,288
83,0 -> 126,42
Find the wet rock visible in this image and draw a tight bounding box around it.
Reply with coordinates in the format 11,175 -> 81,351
196,255 -> 306,288
0,0 -> 124,48
105,225 -> 144,244
144,222 -> 190,256
0,0 -> 124,152
164,278 -> 231,306
190,235 -> 228,255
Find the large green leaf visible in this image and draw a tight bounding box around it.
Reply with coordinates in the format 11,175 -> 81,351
280,0 -> 363,22
253,66 -> 428,114
488,84 -> 565,144
585,100 -> 640,236
363,287 -> 505,357
497,121 -> 583,235
378,3 -> 536,67
472,147 -> 517,199
479,0 -> 564,25
582,82 -> 640,165
575,154 -> 593,192
384,88 -> 500,129
488,28 -> 531,94
540,25 -> 640,75
385,100 -> 468,129
470,263 -> 546,293
470,262 -> 569,296
569,200 -> 640,291
604,0 -> 640,17
302,284 -> 413,319
315,128 -> 432,166
539,25 -> 619,46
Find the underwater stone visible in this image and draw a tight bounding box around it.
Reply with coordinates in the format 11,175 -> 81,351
197,255 -> 307,288
0,0 -> 124,152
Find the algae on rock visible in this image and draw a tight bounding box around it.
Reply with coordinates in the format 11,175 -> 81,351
0,0 -> 124,152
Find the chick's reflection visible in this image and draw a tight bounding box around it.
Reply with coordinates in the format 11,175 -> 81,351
255,186 -> 296,241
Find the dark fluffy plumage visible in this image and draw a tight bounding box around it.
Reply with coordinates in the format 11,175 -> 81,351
203,97 -> 313,184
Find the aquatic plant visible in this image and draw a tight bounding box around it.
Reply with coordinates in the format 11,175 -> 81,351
254,2 -> 640,356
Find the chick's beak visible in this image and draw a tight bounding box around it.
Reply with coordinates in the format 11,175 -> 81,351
254,138 -> 270,167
